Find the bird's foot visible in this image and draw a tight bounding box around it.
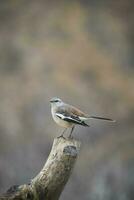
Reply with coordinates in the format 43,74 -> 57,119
68,135 -> 73,139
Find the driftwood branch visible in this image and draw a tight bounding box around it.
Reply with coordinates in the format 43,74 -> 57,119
0,137 -> 81,200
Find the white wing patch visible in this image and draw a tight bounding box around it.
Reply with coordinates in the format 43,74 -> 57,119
56,112 -> 79,122
55,113 -> 65,119
56,113 -> 78,122
55,112 -> 89,126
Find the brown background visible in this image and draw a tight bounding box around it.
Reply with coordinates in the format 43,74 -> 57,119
0,1 -> 134,199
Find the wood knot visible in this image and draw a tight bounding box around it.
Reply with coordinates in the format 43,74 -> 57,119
6,185 -> 19,195
63,145 -> 78,157
26,191 -> 34,200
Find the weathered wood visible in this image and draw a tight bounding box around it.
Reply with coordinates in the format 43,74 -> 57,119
0,137 -> 81,200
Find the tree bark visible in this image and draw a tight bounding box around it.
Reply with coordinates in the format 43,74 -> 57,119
0,137 -> 81,200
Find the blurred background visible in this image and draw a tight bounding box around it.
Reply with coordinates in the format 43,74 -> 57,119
0,0 -> 134,199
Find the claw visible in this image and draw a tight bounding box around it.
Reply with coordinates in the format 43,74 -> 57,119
68,135 -> 73,139
57,135 -> 66,139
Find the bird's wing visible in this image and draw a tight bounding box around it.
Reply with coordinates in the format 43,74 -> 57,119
55,105 -> 89,126
68,104 -> 88,118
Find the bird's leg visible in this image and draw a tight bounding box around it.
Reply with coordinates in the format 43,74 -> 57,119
58,128 -> 67,138
69,126 -> 75,139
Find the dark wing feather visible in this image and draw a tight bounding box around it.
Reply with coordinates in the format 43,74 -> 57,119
56,113 -> 89,127
64,115 -> 89,126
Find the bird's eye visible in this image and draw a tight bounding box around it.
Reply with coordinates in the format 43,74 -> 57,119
54,100 -> 59,102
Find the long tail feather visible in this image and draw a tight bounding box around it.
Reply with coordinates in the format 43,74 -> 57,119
89,116 -> 116,122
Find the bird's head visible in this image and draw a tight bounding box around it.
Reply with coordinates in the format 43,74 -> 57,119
50,97 -> 63,106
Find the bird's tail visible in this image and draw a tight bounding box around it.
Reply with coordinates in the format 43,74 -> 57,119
89,116 -> 116,122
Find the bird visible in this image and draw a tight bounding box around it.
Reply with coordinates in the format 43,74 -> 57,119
50,97 -> 115,138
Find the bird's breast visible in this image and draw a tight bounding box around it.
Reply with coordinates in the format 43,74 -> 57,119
51,109 -> 73,128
